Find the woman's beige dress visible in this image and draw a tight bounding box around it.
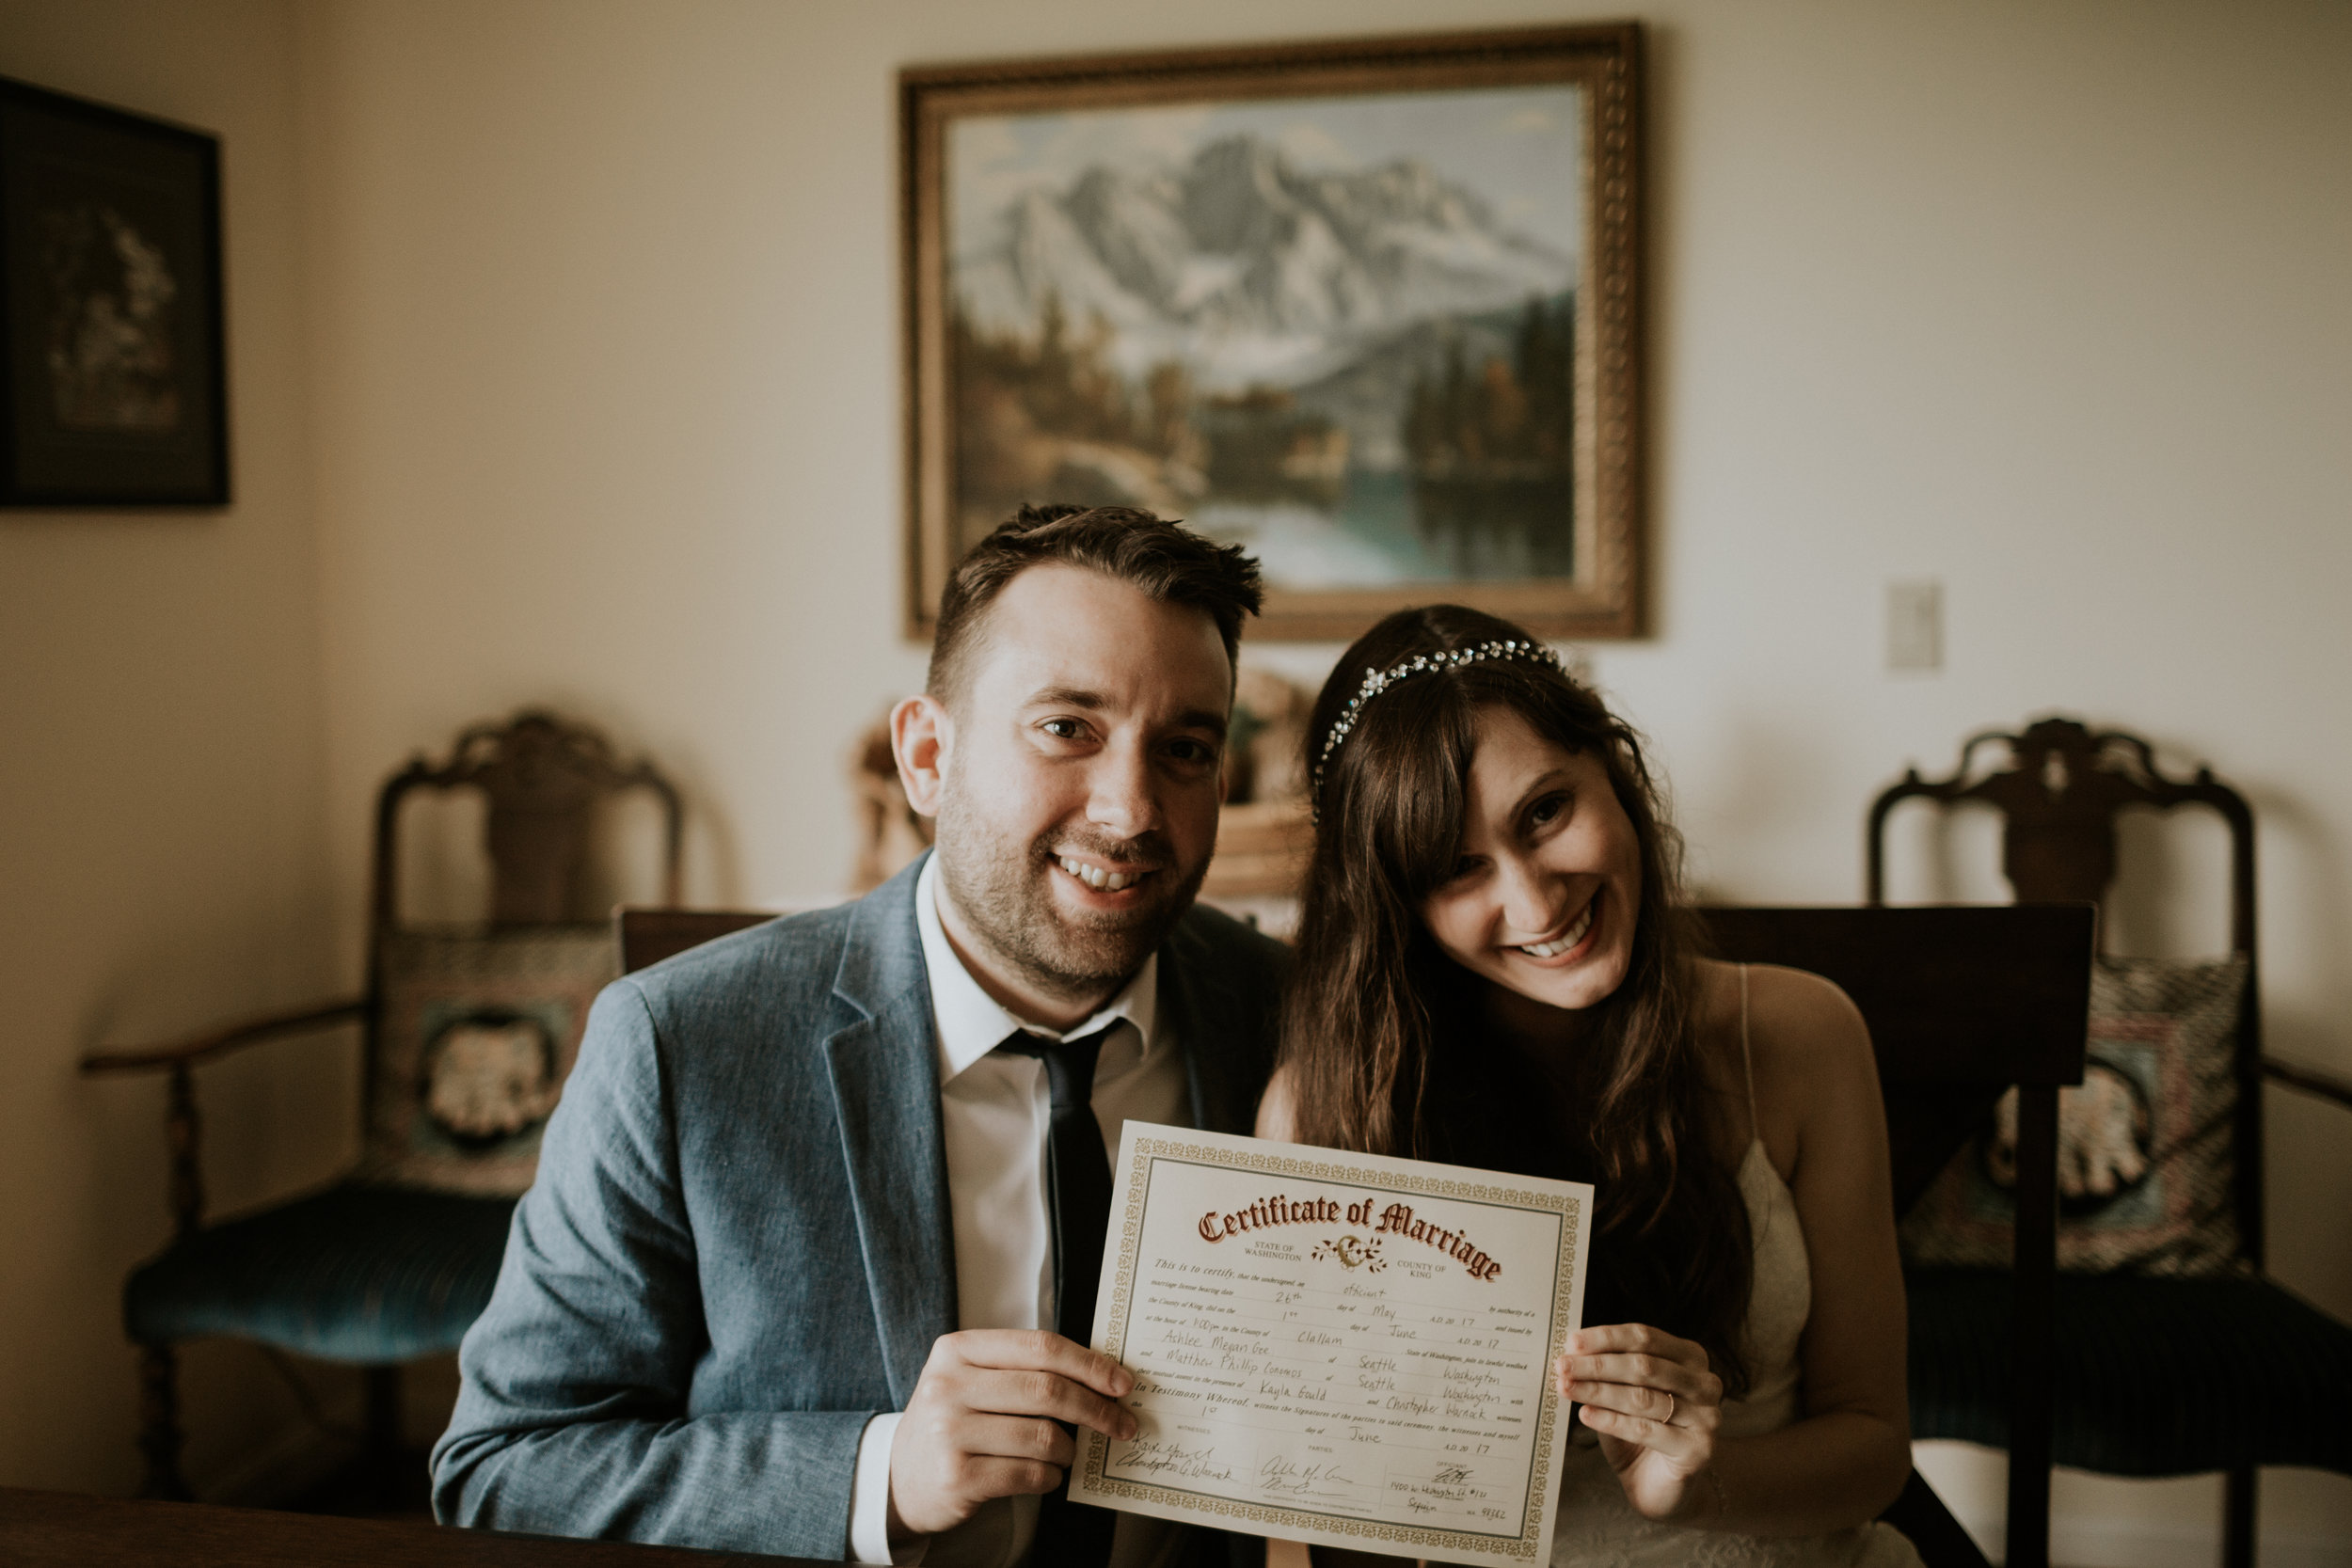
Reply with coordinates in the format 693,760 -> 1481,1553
1546,973 -> 1925,1568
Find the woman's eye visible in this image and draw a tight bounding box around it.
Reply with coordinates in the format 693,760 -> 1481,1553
1527,792 -> 1571,828
1450,855 -> 1482,881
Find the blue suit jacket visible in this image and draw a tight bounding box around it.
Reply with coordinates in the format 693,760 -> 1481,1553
432,856 -> 1288,1558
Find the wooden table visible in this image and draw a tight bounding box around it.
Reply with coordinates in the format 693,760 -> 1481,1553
0,1487 -> 822,1566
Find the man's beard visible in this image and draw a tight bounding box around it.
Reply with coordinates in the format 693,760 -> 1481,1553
932,794 -> 1207,1006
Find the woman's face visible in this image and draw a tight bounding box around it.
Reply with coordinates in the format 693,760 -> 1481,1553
1419,704 -> 1644,1013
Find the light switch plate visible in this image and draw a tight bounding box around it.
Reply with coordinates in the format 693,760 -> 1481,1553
1887,580 -> 1943,671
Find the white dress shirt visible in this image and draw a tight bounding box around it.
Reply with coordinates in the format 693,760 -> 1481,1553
846,856 -> 1192,1568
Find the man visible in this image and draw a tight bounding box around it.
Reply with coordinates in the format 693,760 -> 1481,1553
433,505 -> 1287,1568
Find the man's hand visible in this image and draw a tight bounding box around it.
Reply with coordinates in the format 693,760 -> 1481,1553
887,1330 -> 1138,1542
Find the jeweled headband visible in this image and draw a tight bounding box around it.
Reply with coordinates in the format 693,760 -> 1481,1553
1310,639 -> 1567,816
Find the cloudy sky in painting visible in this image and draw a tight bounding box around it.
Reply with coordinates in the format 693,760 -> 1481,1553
947,84 -> 1584,261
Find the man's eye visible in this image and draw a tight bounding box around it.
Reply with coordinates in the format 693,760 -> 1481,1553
1168,738 -> 1216,764
1041,719 -> 1086,740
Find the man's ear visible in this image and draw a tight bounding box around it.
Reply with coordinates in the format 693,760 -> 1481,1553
890,693 -> 951,818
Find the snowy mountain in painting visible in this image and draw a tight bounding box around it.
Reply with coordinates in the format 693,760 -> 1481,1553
954,135 -> 1573,387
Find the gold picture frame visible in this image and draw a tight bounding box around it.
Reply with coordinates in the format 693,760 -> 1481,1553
900,23 -> 1645,641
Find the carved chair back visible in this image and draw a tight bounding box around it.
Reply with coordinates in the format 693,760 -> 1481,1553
346,712 -> 686,1199
372,710 -> 683,938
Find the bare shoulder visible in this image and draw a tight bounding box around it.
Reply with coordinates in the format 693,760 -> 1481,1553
1698,958 -> 1873,1076
1256,1060 -> 1300,1141
1700,958 -> 1883,1178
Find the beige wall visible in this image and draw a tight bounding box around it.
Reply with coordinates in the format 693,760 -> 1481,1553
0,0 -> 356,1497
5,0 -> 2348,1557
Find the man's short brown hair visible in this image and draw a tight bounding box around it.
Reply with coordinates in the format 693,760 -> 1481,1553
926,505 -> 1264,706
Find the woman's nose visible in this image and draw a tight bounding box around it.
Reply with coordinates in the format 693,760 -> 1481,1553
1494,854 -> 1560,937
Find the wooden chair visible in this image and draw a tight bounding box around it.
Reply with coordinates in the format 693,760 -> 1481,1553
1867,717 -> 2352,1568
1698,905 -> 2092,1568
616,907 -> 773,975
83,712 -> 682,1501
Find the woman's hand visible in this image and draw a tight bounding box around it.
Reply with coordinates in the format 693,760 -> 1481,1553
1556,1323 -> 1724,1523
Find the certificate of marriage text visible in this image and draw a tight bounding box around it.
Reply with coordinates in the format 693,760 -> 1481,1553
1072,1124 -> 1593,1567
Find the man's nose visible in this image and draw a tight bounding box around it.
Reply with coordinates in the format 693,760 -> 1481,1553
1085,740 -> 1161,843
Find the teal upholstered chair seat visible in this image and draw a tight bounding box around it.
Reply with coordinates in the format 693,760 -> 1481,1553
125,1185 -> 516,1363
1910,1268 -> 2352,1478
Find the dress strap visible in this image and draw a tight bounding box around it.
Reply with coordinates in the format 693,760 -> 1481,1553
1739,963 -> 1758,1146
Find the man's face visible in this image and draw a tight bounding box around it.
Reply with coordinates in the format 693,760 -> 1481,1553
927,564 -> 1232,1009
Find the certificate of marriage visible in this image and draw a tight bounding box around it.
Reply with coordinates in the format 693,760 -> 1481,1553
1072,1124 -> 1593,1566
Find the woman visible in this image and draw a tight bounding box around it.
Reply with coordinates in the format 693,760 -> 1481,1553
1259,605 -> 1923,1567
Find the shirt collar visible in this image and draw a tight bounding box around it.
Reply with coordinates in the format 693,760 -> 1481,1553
914,853 -> 1159,1086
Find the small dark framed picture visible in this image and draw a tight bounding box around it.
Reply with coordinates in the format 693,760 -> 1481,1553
0,75 -> 228,506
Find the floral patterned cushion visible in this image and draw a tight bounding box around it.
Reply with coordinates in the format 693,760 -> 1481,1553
361,926 -> 616,1196
1899,954 -> 2248,1276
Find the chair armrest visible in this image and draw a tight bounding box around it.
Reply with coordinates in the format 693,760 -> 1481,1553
2264,1055 -> 2352,1113
80,998 -> 367,1076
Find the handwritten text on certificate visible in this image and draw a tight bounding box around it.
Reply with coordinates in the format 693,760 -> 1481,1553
1072,1124 -> 1592,1566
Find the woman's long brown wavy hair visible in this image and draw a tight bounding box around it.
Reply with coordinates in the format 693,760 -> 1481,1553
1281,605 -> 1753,1395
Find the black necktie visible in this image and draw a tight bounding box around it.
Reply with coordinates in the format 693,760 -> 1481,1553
996,1024 -> 1119,1348
996,1024 -> 1120,1568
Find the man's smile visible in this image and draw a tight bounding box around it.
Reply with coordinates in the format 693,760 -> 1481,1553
1054,852 -> 1158,893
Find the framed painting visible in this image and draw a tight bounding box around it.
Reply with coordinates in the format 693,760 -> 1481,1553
0,75 -> 229,506
901,24 -> 1644,641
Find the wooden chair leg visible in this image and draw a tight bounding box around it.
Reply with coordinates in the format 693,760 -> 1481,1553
135,1343 -> 191,1501
363,1365 -> 403,1509
2223,1465 -> 2256,1568
2004,1085 -> 2059,1568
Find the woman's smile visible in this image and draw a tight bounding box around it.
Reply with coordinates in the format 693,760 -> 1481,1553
1510,889 -> 1599,962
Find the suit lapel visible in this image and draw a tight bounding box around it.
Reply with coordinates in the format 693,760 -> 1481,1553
823,857 -> 957,1408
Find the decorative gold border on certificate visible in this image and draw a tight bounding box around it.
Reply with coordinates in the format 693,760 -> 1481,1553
1082,1135 -> 1584,1560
